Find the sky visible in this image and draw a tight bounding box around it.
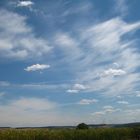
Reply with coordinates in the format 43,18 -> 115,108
0,0 -> 140,127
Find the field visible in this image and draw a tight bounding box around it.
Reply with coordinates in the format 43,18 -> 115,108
0,127 -> 140,140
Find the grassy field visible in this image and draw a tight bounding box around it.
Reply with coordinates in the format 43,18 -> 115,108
0,127 -> 140,140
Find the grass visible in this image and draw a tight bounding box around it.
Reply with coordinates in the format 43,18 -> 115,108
0,127 -> 139,140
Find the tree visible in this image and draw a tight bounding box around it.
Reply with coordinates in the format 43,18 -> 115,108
76,123 -> 89,129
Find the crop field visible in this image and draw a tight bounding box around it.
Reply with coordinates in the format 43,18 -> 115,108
0,127 -> 140,140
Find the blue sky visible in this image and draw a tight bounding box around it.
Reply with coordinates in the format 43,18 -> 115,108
0,0 -> 140,127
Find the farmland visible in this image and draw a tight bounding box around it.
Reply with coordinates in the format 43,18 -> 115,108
0,127 -> 140,140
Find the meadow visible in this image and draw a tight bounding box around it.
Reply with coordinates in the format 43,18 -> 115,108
0,127 -> 140,140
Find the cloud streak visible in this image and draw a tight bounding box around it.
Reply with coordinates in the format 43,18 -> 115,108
78,99 -> 98,105
117,101 -> 129,104
102,68 -> 126,77
91,106 -> 121,116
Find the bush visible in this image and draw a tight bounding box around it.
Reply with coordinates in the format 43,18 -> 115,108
76,123 -> 89,129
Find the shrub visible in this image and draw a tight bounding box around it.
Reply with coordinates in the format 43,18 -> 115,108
76,123 -> 89,129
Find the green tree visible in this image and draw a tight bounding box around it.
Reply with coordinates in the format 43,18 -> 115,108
76,123 -> 89,129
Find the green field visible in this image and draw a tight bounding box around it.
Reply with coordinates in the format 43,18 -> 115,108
0,127 -> 140,140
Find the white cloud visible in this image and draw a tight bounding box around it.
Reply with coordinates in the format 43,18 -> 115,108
112,108 -> 140,124
78,99 -> 98,105
17,1 -> 34,7
103,105 -> 114,110
1,2 -> 140,126
103,68 -> 126,77
71,17 -> 140,96
0,97 -> 94,127
117,101 -> 129,104
91,107 -> 140,124
21,83 -> 68,90
11,97 -> 56,111
135,91 -> 140,97
0,97 -> 59,127
103,106 -> 121,113
24,64 -> 50,72
91,106 -> 121,116
91,111 -> 105,116
1,4 -> 139,98
124,109 -> 140,115
66,89 -> 79,93
0,9 -> 51,60
67,83 -> 86,93
55,33 -> 77,47
52,17 -> 140,97
54,33 -> 83,63
104,108 -> 121,113
0,81 -> 69,91
136,94 -> 140,97
73,84 -> 86,90
116,95 -> 122,99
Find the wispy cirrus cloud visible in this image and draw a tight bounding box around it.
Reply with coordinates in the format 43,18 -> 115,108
91,106 -> 121,116
91,107 -> 140,124
117,101 -> 129,105
77,99 -> 98,105
103,106 -> 114,110
54,17 -> 140,96
114,0 -> 128,17
102,68 -> 126,77
0,0 -> 140,126
1,9 -> 140,97
0,10 -> 140,97
0,9 -> 51,60
0,80 -> 69,91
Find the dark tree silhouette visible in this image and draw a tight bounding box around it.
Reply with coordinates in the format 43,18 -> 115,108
76,123 -> 89,129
